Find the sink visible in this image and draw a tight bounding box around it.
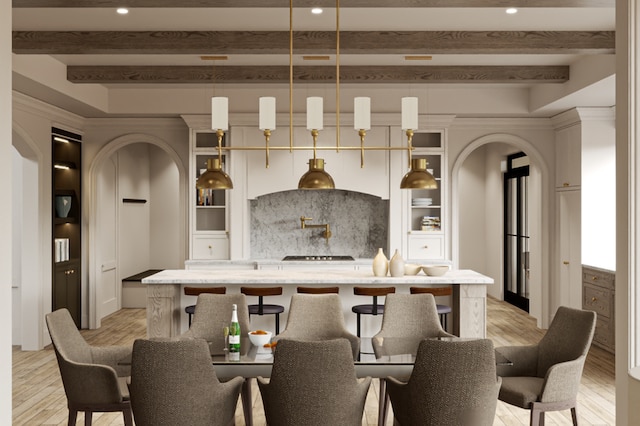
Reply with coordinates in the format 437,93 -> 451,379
282,255 -> 355,261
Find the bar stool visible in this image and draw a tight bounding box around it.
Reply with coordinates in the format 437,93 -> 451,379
184,286 -> 226,327
297,286 -> 340,294
351,286 -> 396,338
409,286 -> 453,330
241,286 -> 285,334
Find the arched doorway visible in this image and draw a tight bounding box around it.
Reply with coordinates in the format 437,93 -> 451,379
88,134 -> 187,328
451,134 -> 551,328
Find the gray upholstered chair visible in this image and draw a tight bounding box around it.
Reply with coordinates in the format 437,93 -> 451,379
386,338 -> 501,426
45,308 -> 133,426
496,306 -> 597,426
180,293 -> 251,353
372,293 -> 454,357
274,293 -> 360,360
128,338 -> 244,426
257,338 -> 371,426
372,293 -> 455,425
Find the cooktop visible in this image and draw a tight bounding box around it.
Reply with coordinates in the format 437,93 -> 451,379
282,255 -> 355,261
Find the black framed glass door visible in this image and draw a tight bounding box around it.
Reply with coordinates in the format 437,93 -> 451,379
504,153 -> 530,312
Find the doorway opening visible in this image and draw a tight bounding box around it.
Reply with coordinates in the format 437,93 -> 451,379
503,152 -> 530,312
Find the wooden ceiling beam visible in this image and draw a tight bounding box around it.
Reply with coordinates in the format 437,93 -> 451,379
13,31 -> 615,55
67,65 -> 569,84
12,0 -> 615,8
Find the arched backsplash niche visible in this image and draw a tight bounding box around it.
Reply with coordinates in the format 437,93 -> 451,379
250,189 -> 389,259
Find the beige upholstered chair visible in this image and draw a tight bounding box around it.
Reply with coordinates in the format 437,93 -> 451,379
257,338 -> 371,426
372,293 -> 455,424
45,308 -> 133,426
128,338 -> 244,426
180,293 -> 251,353
372,293 -> 454,357
386,338 -> 501,426
275,293 -> 360,360
496,306 -> 597,426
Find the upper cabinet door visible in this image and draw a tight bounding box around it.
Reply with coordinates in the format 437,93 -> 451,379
555,126 -> 581,189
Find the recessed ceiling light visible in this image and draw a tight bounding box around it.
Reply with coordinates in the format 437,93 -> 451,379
117,8 -> 129,15
311,8 -> 323,14
506,8 -> 518,14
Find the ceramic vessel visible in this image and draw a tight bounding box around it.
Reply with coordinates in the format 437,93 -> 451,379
372,248 -> 388,277
389,249 -> 405,277
55,195 -> 72,218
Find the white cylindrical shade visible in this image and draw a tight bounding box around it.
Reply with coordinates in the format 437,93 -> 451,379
401,97 -> 418,131
306,97 -> 323,130
211,97 -> 229,131
259,97 -> 276,130
354,97 -> 371,130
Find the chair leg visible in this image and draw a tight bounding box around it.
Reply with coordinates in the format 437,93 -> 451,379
530,405 -> 543,426
67,409 -> 78,426
84,410 -> 93,426
377,378 -> 386,426
123,407 -> 134,426
571,407 -> 578,425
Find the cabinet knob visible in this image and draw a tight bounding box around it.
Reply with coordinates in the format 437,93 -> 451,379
563,182 -> 570,187
423,245 -> 429,249
563,261 -> 569,265
592,276 -> 598,281
591,296 -> 597,302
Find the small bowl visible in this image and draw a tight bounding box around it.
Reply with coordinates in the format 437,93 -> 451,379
404,263 -> 422,275
248,330 -> 272,347
422,265 -> 450,277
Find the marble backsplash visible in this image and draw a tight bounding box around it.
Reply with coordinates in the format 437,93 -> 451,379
250,189 -> 389,259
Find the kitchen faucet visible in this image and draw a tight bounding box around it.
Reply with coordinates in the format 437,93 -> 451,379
300,216 -> 332,242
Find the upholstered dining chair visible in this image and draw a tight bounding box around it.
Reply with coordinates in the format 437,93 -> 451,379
386,338 -> 501,426
128,338 -> 244,426
45,308 -> 133,426
274,293 -> 360,360
180,293 -> 251,353
372,293 -> 455,425
257,338 -> 371,426
495,306 -> 597,426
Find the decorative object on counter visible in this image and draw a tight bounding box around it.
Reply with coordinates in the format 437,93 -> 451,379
372,248 -> 389,277
422,265 -> 450,276
389,250 -> 405,277
404,263 -> 422,275
55,195 -> 72,218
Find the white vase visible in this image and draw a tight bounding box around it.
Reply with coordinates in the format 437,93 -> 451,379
389,249 -> 405,277
372,248 -> 388,277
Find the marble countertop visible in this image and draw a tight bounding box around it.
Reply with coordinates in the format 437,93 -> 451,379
142,268 -> 493,285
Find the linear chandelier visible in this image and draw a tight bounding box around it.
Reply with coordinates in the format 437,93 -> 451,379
195,0 -> 437,191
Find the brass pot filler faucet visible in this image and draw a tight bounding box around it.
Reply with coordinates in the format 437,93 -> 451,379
300,216 -> 332,242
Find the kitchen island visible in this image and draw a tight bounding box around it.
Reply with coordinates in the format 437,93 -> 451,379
142,268 -> 493,339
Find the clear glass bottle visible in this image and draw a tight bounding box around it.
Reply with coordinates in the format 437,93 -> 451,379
228,304 -> 241,353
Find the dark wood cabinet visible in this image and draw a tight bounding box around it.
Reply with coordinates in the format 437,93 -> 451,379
52,128 -> 82,328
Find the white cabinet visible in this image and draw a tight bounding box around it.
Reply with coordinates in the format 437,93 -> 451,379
189,130 -> 230,260
406,131 -> 446,261
555,126 -> 581,189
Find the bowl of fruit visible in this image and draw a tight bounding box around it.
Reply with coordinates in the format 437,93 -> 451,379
248,330 -> 272,347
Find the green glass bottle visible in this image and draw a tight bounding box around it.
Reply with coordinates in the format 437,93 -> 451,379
228,304 -> 241,354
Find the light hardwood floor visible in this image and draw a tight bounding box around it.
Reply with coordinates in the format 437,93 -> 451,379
12,297 -> 615,425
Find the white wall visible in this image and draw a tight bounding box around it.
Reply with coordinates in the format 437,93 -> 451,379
1,0 -> 12,418
149,145 -> 182,268
12,148 -> 23,345
581,111 -> 616,270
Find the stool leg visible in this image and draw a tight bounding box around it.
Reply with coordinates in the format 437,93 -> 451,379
188,314 -> 192,327
356,313 -> 361,338
275,313 -> 280,335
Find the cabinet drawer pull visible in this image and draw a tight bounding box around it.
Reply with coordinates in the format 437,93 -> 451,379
208,245 -> 212,249
592,276 -> 598,281
423,245 -> 429,249
563,182 -> 570,187
563,261 -> 569,265
591,296 -> 597,302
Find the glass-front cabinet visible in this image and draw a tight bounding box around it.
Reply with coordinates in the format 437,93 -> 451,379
406,131 -> 446,260
190,131 -> 230,259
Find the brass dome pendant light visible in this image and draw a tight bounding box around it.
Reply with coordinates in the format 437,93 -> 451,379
298,98 -> 335,189
196,157 -> 234,190
400,158 -> 437,189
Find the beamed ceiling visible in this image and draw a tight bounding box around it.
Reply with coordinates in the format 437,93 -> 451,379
12,0 -> 615,85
